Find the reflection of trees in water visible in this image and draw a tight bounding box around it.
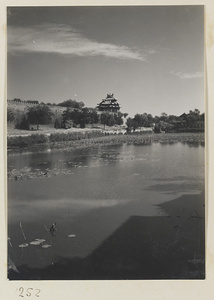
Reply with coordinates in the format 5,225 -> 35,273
28,150 -> 91,172
7,152 -> 53,173
66,145 -> 124,166
154,140 -> 204,148
97,145 -> 123,163
181,141 -> 205,148
44,145 -> 123,170
64,149 -> 92,169
28,152 -> 53,172
8,137 -> 204,179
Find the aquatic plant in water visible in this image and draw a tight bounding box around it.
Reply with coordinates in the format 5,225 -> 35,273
8,257 -> 19,273
20,222 -> 27,241
42,244 -> 51,248
18,243 -> 29,248
68,234 -> 76,238
8,237 -> 12,247
30,239 -> 45,246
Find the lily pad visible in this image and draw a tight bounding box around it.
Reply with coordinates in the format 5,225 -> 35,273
30,240 -> 43,246
35,239 -> 45,243
42,244 -> 51,248
18,243 -> 28,248
68,234 -> 76,238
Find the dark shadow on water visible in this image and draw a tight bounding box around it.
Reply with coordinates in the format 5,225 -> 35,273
8,192 -> 205,280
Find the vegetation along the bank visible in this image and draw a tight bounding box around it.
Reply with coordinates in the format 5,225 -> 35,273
8,98 -> 204,133
7,132 -> 205,152
7,97 -> 205,150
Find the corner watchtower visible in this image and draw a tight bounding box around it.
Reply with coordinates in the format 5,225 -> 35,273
96,93 -> 120,114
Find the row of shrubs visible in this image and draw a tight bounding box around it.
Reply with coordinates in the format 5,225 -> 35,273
49,130 -> 105,142
7,131 -> 152,148
7,134 -> 48,148
7,130 -> 107,148
7,131 -> 205,149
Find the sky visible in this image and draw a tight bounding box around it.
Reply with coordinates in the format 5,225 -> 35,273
7,6 -> 204,117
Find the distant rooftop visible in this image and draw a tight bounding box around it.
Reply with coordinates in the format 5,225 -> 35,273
97,93 -> 120,113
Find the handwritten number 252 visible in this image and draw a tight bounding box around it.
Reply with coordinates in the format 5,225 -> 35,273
18,287 -> 41,297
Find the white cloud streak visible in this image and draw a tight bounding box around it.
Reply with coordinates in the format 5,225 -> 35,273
170,71 -> 204,79
8,23 -> 148,61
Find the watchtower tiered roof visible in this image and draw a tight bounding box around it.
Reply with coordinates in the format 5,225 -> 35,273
97,93 -> 120,113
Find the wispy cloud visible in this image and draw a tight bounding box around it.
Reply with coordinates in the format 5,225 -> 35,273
7,23 -> 149,61
170,71 -> 204,79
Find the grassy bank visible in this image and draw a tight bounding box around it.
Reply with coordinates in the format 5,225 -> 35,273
7,130 -> 103,149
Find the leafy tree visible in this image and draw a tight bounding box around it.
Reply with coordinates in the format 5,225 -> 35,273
154,121 -> 169,133
132,120 -> 140,131
200,113 -> 205,121
53,112 -> 63,129
168,115 -> 177,122
89,109 -> 99,126
126,117 -> 134,132
62,108 -> 71,128
147,114 -> 154,126
186,110 -> 200,127
107,114 -> 116,126
79,107 -> 91,128
15,112 -> 30,130
189,109 -> 200,116
62,107 -> 99,128
27,104 -> 53,130
100,112 -> 110,129
141,113 -> 148,127
154,115 -> 160,123
7,107 -> 15,123
63,119 -> 74,129
62,108 -> 80,127
58,99 -> 85,109
100,112 -> 124,128
115,112 -> 124,126
132,113 -> 153,128
133,114 -> 143,128
160,112 -> 168,122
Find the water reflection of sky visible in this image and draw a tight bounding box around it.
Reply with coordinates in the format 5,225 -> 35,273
8,142 -> 205,270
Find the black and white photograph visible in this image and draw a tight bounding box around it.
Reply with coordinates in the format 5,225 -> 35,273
7,5 -> 205,281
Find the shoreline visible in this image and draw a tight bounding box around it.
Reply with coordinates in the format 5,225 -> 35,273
7,132 -> 205,153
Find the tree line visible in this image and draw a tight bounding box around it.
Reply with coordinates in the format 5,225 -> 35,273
7,98 -> 204,133
7,99 -> 125,130
7,104 -> 53,130
126,109 -> 204,133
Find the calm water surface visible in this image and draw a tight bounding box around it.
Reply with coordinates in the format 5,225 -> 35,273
7,141 -> 205,274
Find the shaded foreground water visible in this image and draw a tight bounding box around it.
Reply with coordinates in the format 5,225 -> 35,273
7,137 -> 205,280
